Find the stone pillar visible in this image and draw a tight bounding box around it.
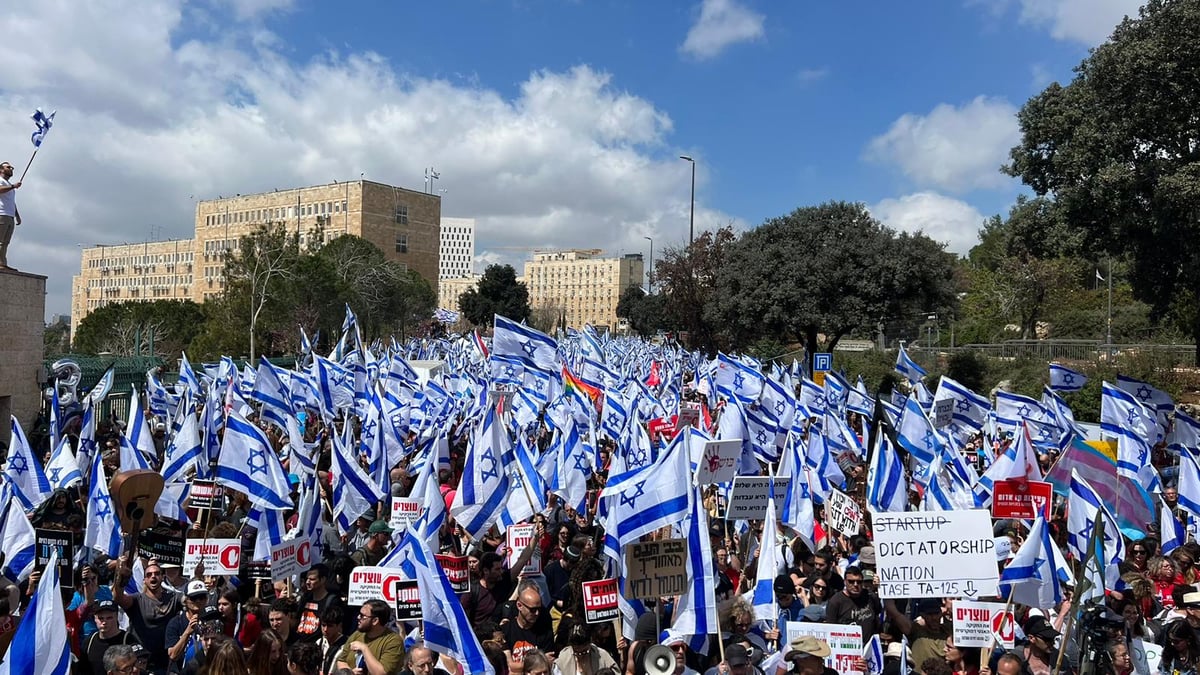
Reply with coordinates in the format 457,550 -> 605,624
0,269 -> 47,430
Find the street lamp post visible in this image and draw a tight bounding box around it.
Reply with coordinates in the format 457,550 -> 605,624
679,156 -> 695,245
643,236 -> 653,293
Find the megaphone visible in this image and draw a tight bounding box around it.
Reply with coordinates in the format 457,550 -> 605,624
643,645 -> 676,675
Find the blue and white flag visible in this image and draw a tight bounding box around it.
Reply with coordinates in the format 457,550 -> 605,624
863,635 -> 885,675
45,437 -> 82,491
5,416 -> 51,510
1049,364 -> 1087,393
778,432 -> 815,548
714,353 -> 765,405
161,402 -> 202,484
1116,374 -> 1174,420
1176,449 -> 1200,521
451,408 -> 513,540
178,352 -> 203,398
216,409 -> 292,510
669,483 -> 719,650
601,427 -> 691,550
932,376 -> 991,434
1162,498 -> 1186,555
994,390 -> 1050,437
251,358 -> 293,432
867,429 -> 908,513
1067,469 -> 1125,565
894,344 -> 926,383
974,424 -> 1042,507
752,488 -> 781,622
331,422 -> 386,535
494,315 -> 558,373
1169,411 -> 1200,456
29,108 -> 55,149
83,446 -> 122,559
895,396 -> 941,469
552,417 -> 591,514
433,308 -> 461,324
1100,382 -> 1155,484
0,548 -> 70,675
390,531 -> 495,675
0,486 -> 35,582
999,516 -> 1062,609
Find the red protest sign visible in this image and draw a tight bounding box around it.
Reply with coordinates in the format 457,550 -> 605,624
435,554 -> 470,593
991,479 -> 1053,520
582,578 -> 619,624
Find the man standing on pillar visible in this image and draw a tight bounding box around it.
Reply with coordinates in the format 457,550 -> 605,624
0,161 -> 20,269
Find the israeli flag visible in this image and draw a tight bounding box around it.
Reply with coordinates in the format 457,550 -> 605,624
45,437 -> 82,491
670,484 -> 719,651
752,487 -> 781,621
863,635 -> 885,675
779,434 -> 816,549
894,344 -> 926,383
600,427 -> 691,549
494,315 -> 558,373
1067,469 -> 1125,565
161,399 -> 202,484
216,409 -> 293,510
895,396 -> 941,469
714,353 -> 765,405
994,390 -> 1051,437
1176,449 -> 1200,521
1048,363 -> 1087,393
29,108 -> 55,149
1162,499 -> 1186,555
1100,382 -> 1155,483
0,485 -> 36,582
331,422 -> 385,535
999,516 -> 1062,609
251,358 -> 293,432
83,445 -> 122,559
0,549 -> 70,674
451,408 -> 514,540
867,428 -> 908,513
178,352 -> 203,398
932,376 -> 990,433
5,416 -> 51,510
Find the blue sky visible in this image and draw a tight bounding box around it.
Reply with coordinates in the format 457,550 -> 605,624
0,0 -> 1144,318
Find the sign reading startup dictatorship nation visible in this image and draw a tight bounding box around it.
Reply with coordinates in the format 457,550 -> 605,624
870,510 -> 999,599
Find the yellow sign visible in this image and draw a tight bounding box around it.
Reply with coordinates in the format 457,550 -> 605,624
813,371 -> 826,386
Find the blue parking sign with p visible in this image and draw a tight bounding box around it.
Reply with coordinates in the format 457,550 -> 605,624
813,353 -> 832,372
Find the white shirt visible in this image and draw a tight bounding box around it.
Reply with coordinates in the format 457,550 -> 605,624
0,178 -> 14,217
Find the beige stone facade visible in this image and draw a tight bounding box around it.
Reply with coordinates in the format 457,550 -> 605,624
438,275 -> 480,313
523,249 -> 643,332
0,269 -> 47,427
72,179 -> 440,336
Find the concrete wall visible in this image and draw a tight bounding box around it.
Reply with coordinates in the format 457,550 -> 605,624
0,269 -> 46,429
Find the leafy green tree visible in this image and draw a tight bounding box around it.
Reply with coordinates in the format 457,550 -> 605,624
1006,0 -> 1200,362
706,202 -> 958,361
615,285 -> 670,336
73,299 -> 206,357
45,321 -> 70,356
459,264 -> 530,326
217,223 -> 302,360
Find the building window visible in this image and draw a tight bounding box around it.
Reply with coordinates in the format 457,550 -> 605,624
395,233 -> 408,254
395,205 -> 409,225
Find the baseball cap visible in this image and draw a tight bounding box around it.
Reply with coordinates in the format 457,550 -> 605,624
368,520 -> 394,534
185,580 -> 209,598
725,644 -> 750,667
773,574 -> 795,595
94,600 -> 118,614
1024,615 -> 1060,641
788,635 -> 832,659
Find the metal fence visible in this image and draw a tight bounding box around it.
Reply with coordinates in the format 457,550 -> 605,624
931,340 -> 1196,365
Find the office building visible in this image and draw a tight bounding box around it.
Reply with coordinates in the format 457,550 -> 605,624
523,249 -> 643,331
439,217 -> 475,280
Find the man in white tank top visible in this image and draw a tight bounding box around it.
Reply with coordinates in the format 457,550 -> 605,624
0,161 -> 21,269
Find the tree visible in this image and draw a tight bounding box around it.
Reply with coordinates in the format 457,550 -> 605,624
220,223 -> 301,361
44,321 -> 69,356
73,300 -> 206,357
706,202 -> 959,358
615,285 -> 670,336
459,264 -> 530,326
653,226 -> 737,352
1006,0 -> 1200,362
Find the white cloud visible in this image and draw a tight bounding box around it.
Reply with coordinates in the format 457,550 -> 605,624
869,192 -> 987,255
796,67 -> 830,85
865,96 -> 1020,194
1015,0 -> 1143,45
0,0 -> 740,320
679,0 -> 765,60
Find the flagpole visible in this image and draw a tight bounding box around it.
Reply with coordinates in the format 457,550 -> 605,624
17,149 -> 38,183
1106,259 -> 1113,360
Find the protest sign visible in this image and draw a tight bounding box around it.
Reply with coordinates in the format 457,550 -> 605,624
188,480 -> 221,510
786,623 -> 863,675
435,554 -> 470,593
270,538 -> 312,582
389,498 -> 423,532
393,580 -> 423,621
695,439 -> 741,485
506,523 -> 542,575
991,480 -> 1053,520
870,510 -> 999,599
138,530 -> 185,566
726,476 -> 790,520
625,539 -> 687,600
582,578 -> 620,624
244,562 -> 273,581
183,538 -> 241,576
347,566 -> 407,606
825,489 -> 863,537
952,600 -> 1015,649
35,529 -> 74,587
932,398 -> 954,428
994,537 -> 1013,561
676,403 -> 701,433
